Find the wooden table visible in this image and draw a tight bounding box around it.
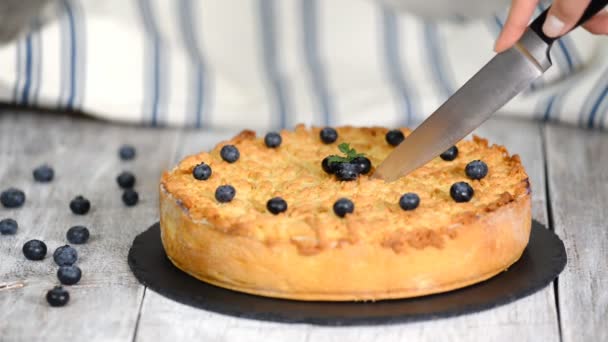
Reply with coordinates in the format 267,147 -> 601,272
0,110 -> 606,342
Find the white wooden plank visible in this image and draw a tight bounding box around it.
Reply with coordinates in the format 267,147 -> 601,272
0,111 -> 179,341
135,117 -> 560,342
545,124 -> 608,342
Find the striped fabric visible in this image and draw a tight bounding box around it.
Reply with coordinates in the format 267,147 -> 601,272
1,0 -> 607,129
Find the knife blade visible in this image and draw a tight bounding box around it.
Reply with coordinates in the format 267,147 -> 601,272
373,0 -> 608,182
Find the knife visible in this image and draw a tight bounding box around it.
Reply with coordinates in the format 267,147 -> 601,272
373,0 -> 608,182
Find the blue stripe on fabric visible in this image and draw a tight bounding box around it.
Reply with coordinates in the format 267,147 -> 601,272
587,87 -> 608,129
598,86 -> 608,130
57,3 -> 67,108
258,0 -> 289,129
302,0 -> 332,126
580,68 -> 608,128
596,98 -> 608,130
556,39 -> 574,71
31,26 -> 43,106
493,15 -> 503,29
62,0 -> 77,110
138,0 -> 162,126
536,1 -> 579,124
540,38 -> 577,122
382,7 -> 414,125
73,0 -> 86,108
542,95 -> 556,122
20,35 -> 33,105
600,101 -> 608,131
423,22 -> 454,98
178,0 -> 206,128
559,37 -> 586,126
13,41 -> 22,103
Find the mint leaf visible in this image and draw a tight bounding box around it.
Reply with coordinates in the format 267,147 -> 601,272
338,143 -> 351,155
327,155 -> 350,163
333,143 -> 365,163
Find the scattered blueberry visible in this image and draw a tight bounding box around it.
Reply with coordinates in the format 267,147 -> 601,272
46,286 -> 70,307
440,146 -> 459,161
0,218 -> 18,235
122,189 -> 139,206
385,130 -> 405,146
119,145 -> 136,160
1,188 -> 26,208
321,157 -> 340,174
33,165 -> 55,182
267,197 -> 288,215
351,156 -> 372,175
22,239 -> 47,261
335,163 -> 359,181
220,145 -> 240,163
116,171 -> 136,188
66,225 -> 90,244
69,196 -> 91,215
320,127 -> 338,144
53,245 -> 78,266
333,198 -> 355,218
192,163 -> 212,180
399,193 -> 420,211
215,185 -> 236,203
57,265 -> 82,285
465,160 -> 489,180
264,132 -> 282,148
450,182 -> 474,202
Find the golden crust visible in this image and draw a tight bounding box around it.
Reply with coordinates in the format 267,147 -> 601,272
160,125 -> 532,301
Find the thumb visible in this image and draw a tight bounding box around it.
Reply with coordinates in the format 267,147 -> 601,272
542,0 -> 592,37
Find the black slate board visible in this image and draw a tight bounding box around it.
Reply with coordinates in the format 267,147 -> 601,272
128,220 -> 566,326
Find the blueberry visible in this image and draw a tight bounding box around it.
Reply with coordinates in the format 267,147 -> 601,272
119,145 -> 136,160
385,130 -> 405,146
33,165 -> 54,182
320,127 -> 338,144
192,163 -> 212,180
321,157 -> 340,174
215,185 -> 236,203
440,146 -> 459,161
0,218 -> 18,235
333,198 -> 354,218
220,145 -> 241,163
450,182 -> 474,202
116,171 -> 136,188
465,160 -> 489,180
335,163 -> 359,181
53,245 -> 78,266
22,239 -> 47,261
351,156 -> 372,175
70,196 -> 91,215
266,197 -> 288,215
46,286 -> 70,307
57,265 -> 82,285
220,145 -> 240,163
66,225 -> 90,244
264,132 -> 282,148
1,188 -> 26,208
399,193 -> 420,211
122,189 -> 139,206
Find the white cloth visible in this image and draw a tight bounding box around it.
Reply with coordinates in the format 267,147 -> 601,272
1,0 -> 607,129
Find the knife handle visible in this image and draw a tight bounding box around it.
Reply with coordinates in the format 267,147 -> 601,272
529,0 -> 608,45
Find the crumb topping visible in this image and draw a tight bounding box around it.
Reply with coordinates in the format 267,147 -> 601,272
161,125 -> 529,254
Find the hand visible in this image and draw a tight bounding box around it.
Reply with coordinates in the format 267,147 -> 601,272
494,0 -> 608,52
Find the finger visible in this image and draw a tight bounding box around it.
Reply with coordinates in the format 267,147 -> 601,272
583,11 -> 608,34
495,0 -> 539,52
542,0 -> 591,37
